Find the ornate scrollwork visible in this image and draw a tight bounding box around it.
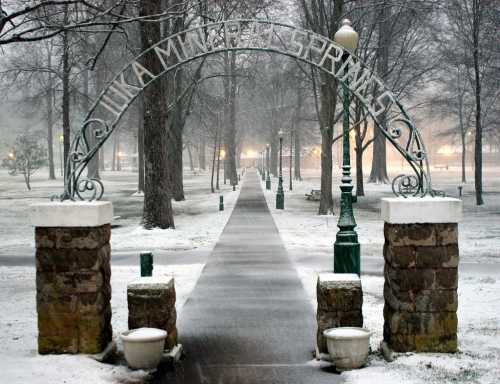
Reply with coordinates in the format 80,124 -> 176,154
75,178 -> 104,201
392,174 -> 422,197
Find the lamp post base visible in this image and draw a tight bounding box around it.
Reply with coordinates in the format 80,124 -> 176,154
276,192 -> 284,209
266,178 -> 271,190
334,231 -> 360,276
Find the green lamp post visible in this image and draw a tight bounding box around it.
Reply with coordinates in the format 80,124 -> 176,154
276,130 -> 285,209
266,143 -> 271,190
333,19 -> 361,276
261,150 -> 266,181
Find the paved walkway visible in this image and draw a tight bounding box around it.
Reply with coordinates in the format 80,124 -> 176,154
158,171 -> 340,383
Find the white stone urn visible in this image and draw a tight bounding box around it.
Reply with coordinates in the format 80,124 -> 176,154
121,328 -> 167,370
323,327 -> 371,370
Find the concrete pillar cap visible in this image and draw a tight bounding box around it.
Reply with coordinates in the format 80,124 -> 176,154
381,197 -> 462,224
30,201 -> 113,227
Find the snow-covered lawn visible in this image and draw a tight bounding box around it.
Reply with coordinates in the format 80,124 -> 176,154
0,169 -> 239,383
263,168 -> 500,384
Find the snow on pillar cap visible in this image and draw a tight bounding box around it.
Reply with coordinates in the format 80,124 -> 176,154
30,201 -> 113,227
381,197 -> 462,224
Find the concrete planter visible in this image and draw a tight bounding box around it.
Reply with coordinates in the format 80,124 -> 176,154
323,327 -> 371,371
121,328 -> 167,370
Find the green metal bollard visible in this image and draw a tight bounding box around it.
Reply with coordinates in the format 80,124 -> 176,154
140,251 -> 153,277
219,195 -> 224,211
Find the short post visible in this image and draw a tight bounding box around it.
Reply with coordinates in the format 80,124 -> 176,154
381,197 -> 462,352
276,130 -> 285,209
316,273 -> 363,354
140,251 -> 153,277
219,195 -> 224,211
233,184 -> 236,191
31,201 -> 113,354
128,277 -> 177,349
457,185 -> 463,198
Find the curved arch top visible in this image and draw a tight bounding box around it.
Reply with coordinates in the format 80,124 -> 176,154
60,19 -> 436,201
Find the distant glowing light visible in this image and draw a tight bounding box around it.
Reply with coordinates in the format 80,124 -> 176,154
59,134 -> 64,143
437,145 -> 455,156
313,147 -> 321,156
117,152 -> 126,158
246,149 -> 257,158
220,149 -> 226,159
8,152 -> 15,159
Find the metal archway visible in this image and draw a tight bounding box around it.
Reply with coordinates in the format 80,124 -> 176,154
58,19 -> 438,201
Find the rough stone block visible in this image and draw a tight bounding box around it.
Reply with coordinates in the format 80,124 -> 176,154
384,265 -> 435,292
415,245 -> 459,269
316,273 -> 363,354
384,244 -> 416,268
384,223 -> 436,247
35,224 -> 112,355
435,223 -> 459,246
435,269 -> 458,289
35,225 -> 111,250
382,215 -> 460,353
127,277 -> 177,350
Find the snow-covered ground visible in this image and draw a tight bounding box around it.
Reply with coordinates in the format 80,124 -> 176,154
0,169 -> 240,383
263,167 -> 500,384
1,166 -> 499,383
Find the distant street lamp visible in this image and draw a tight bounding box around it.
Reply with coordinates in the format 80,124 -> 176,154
8,152 -> 15,160
266,143 -> 271,190
59,134 -> 64,177
261,150 -> 265,181
289,130 -> 293,191
333,19 -> 360,275
276,129 -> 284,209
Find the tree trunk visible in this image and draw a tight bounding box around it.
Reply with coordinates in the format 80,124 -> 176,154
61,8 -> 70,177
167,103 -> 185,201
187,144 -> 195,171
369,2 -> 390,184
318,73 -> 336,215
355,133 -> 365,197
211,127 -> 218,193
294,88 -> 302,181
141,0 -> 174,229
216,134 -> 221,190
24,172 -> 31,191
86,66 -> 100,179
198,134 -> 206,170
138,96 -> 145,192
461,132 -> 466,184
472,0 -> 483,205
46,86 -> 55,181
270,133 -> 278,176
112,134 -> 117,171
355,104 -> 366,196
294,129 -> 301,180
223,52 -> 238,186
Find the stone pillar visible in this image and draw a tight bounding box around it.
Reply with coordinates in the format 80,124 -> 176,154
381,197 -> 462,353
127,277 -> 177,350
31,201 -> 113,354
316,273 -> 363,354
